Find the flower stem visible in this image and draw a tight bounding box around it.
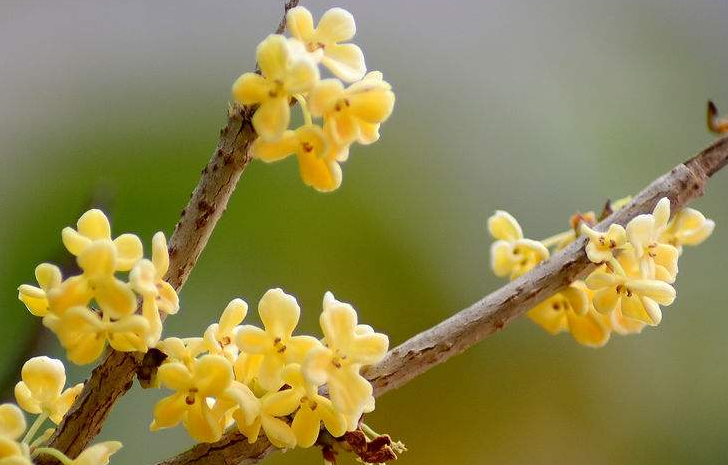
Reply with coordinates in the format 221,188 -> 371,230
22,413 -> 48,444
29,427 -> 55,450
360,422 -> 380,440
294,94 -> 313,126
33,447 -> 74,465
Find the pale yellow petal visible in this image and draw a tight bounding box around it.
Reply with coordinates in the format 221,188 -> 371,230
321,43 -> 366,83
19,356 -> 65,406
76,209 -> 111,241
257,354 -> 286,392
527,298 -> 567,335
220,299 -> 248,335
94,277 -> 137,320
236,326 -> 270,354
130,259 -> 157,296
72,441 -> 122,465
653,197 -> 671,229
347,333 -> 388,365
253,98 -> 290,142
234,353 -> 264,386
232,73 -> 271,105
320,302 -> 357,349
261,416 -> 297,449
0,404 -> 25,440
18,285 -> 50,317
328,366 -> 371,415
316,396 -> 347,438
184,401 -> 223,443
36,263 -> 62,291
297,150 -> 342,192
157,362 -> 193,391
316,8 -> 356,43
285,58 -> 319,95
47,276 -> 93,316
49,383 -> 83,424
286,6 -> 315,40
151,231 -> 170,277
62,227 -> 92,256
628,279 -> 676,306
258,288 -> 300,339
157,281 -> 179,315
150,393 -> 187,431
308,79 -> 345,116
108,315 -> 150,352
302,346 -> 333,386
221,382 -> 260,426
490,241 -> 514,278
562,284 -> 589,315
487,211 -> 523,242
14,383 -> 41,415
348,88 -> 395,124
592,287 -> 620,314
194,355 -> 233,397
291,405 -> 320,448
328,112 -> 360,146
257,34 -> 289,80
626,214 -> 655,257
0,436 -> 24,459
113,233 -> 143,271
285,335 -> 322,365
620,294 -> 657,325
77,240 -> 117,278
566,310 -> 610,348
262,390 -> 300,417
251,130 -> 298,162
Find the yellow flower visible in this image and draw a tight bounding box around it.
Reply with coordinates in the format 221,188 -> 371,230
70,441 -> 122,465
585,259 -> 676,326
580,223 -> 627,264
609,306 -> 645,335
157,337 -> 206,371
309,72 -> 395,146
625,198 -> 679,282
282,364 -> 347,447
17,264 -> 62,317
488,211 -> 549,279
0,404 -> 25,460
232,390 -> 297,449
45,307 -> 150,364
61,209 -> 143,272
251,124 -> 342,192
203,299 -> 248,362
286,6 -> 366,82
14,356 -> 83,424
660,207 -> 715,254
527,282 -> 611,348
130,232 -> 179,344
302,292 -> 388,416
48,241 -> 137,319
150,354 -> 234,443
236,289 -> 321,391
232,34 -> 319,141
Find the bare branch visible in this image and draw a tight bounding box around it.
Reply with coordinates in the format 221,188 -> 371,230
158,135 -> 728,465
35,0 -> 301,460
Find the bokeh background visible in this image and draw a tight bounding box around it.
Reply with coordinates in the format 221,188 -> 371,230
2,0 -> 728,463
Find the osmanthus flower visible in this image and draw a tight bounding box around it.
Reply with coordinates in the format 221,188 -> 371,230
527,281 -> 611,348
61,209 -> 143,272
250,124 -> 342,192
14,357 -> 83,425
157,337 -> 206,371
0,403 -> 26,461
236,289 -> 321,391
286,6 -> 366,83
487,211 -> 549,280
580,223 -> 627,264
48,241 -> 137,319
302,292 -> 388,417
45,306 -> 150,365
151,354 -> 237,443
660,207 -> 715,254
232,390 -> 297,449
203,299 -> 248,362
309,71 -> 395,146
67,442 -> 122,465
625,197 -> 679,282
279,364 -> 347,447
609,306 -> 646,336
585,258 -> 676,326
17,264 -> 62,317
130,232 -> 179,342
232,34 -> 319,141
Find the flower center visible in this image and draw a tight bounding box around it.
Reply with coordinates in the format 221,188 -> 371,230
273,337 -> 287,353
300,395 -> 318,410
333,98 -> 350,112
615,284 -> 633,297
185,388 -> 199,405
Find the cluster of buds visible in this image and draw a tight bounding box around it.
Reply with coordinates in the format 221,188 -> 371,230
17,209 -> 179,364
232,6 -> 395,192
0,356 -> 122,465
148,289 -> 389,449
487,197 -> 714,347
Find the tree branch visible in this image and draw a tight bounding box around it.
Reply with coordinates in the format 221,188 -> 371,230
36,1 -> 300,460
157,135 -> 728,465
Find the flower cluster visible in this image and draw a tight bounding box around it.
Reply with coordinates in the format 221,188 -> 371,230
17,209 -> 179,364
1,356 -> 122,465
232,6 -> 395,192
487,197 -> 714,347
149,289 -> 388,449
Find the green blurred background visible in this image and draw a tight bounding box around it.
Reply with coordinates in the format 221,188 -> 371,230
2,0 -> 727,463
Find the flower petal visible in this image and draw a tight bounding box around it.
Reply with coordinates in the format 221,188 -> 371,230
73,441 -> 122,465
262,390 -> 300,417
347,333 -> 388,365
236,326 -> 270,354
157,362 -> 193,391
315,395 -> 347,438
261,415 -> 297,449
626,214 -> 655,257
19,356 -> 65,405
257,354 -> 286,392
297,150 -> 342,192
285,58 -> 319,95
184,401 -> 223,443
321,43 -> 366,82
487,211 -> 523,242
286,6 -> 315,40
113,234 -> 143,271
62,227 -> 92,256
48,383 -> 83,424
77,240 -> 117,278
253,98 -> 290,142
194,355 -> 233,397
320,300 -> 357,349
251,130 -> 298,162
316,8 -> 356,43
232,73 -> 271,105
566,310 -> 610,348
291,405 -> 320,448
76,209 -> 112,241
258,288 -> 300,339
94,277 -> 137,320
0,403 -> 26,440
527,299 -> 567,335
220,299 -> 248,335
302,346 -> 333,386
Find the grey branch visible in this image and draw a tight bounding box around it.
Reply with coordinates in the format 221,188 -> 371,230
156,136 -> 728,465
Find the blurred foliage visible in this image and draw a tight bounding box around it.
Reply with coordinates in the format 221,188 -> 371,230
1,0 -> 727,464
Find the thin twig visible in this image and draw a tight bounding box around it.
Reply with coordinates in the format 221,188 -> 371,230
35,1 -> 300,461
156,136 -> 728,465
